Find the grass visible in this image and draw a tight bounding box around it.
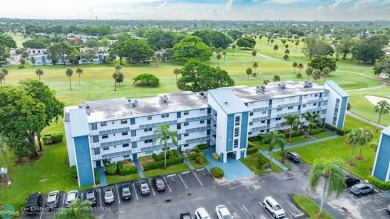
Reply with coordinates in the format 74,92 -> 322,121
143,163 -> 190,178
293,194 -> 333,219
312,131 -> 334,139
271,152 -> 292,169
190,156 -> 210,169
106,173 -> 140,184
241,153 -> 283,175
286,135 -> 313,145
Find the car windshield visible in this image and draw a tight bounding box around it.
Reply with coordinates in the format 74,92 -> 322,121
123,188 -> 130,194
86,192 -> 95,199
141,184 -> 148,190
273,205 -> 282,210
47,194 -> 56,203
105,190 -> 113,197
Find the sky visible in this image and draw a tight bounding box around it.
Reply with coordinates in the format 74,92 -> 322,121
0,0 -> 389,21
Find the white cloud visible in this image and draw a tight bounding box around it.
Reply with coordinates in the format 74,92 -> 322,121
266,0 -> 297,4
226,0 -> 234,11
329,0 -> 350,10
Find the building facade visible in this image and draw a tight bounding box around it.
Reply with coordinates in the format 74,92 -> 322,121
64,81 -> 349,186
372,126 -> 390,182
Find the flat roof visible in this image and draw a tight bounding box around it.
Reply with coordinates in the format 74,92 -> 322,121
382,126 -> 390,136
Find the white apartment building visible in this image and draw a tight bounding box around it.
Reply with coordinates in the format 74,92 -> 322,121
64,81 -> 348,186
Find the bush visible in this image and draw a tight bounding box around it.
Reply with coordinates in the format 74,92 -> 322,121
248,136 -> 261,142
210,167 -> 224,178
197,144 -> 209,150
105,163 -> 117,175
143,157 -> 184,171
368,175 -> 390,190
133,74 -> 160,87
18,65 -> 25,69
117,161 -> 137,175
195,156 -> 203,165
70,165 -> 77,179
153,150 -> 179,161
94,169 -> 100,185
247,141 -> 256,148
247,147 -> 258,155
42,133 -> 63,145
257,155 -> 268,168
212,153 -> 220,161
194,146 -> 202,153
187,153 -> 198,161
309,128 -> 323,135
347,102 -> 351,110
325,123 -> 345,136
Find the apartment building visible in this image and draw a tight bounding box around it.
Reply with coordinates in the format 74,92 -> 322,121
372,126 -> 390,182
64,80 -> 348,186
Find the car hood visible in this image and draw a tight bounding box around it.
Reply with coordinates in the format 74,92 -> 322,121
274,209 -> 285,216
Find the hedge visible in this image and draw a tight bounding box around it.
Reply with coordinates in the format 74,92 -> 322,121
187,153 -> 198,161
194,146 -> 202,153
368,175 -> 390,190
210,167 -> 224,178
309,128 -> 323,135
143,157 -> 184,171
197,144 -> 209,150
325,123 -> 345,136
247,147 -> 258,155
247,141 -> 256,148
152,149 -> 179,161
248,135 -> 262,142
70,165 -> 77,179
94,169 -> 100,185
212,153 -> 220,161
42,133 -> 63,145
117,161 -> 138,175
105,163 -> 118,175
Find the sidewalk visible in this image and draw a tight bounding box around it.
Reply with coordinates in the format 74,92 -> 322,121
180,151 -> 195,170
97,167 -> 108,186
133,158 -> 145,178
258,150 -> 288,171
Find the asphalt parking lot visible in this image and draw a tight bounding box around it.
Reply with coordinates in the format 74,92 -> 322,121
20,161 -> 390,219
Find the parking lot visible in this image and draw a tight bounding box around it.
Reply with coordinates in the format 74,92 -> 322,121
21,162 -> 390,219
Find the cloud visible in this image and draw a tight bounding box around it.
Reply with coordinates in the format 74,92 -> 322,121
158,1 -> 167,8
329,0 -> 350,10
226,0 -> 234,10
266,0 -> 298,4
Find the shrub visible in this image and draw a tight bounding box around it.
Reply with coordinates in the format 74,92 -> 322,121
18,65 -> 25,69
248,136 -> 261,142
143,157 -> 184,171
117,161 -> 137,175
257,155 -> 268,168
347,103 -> 351,110
42,133 -> 63,145
187,153 -> 198,161
210,167 -> 224,178
105,163 -> 117,175
247,141 -> 256,148
368,175 -> 390,190
133,74 -> 160,87
94,169 -> 100,185
309,128 -> 323,135
247,147 -> 258,155
197,144 -> 209,150
212,153 -> 220,161
194,146 -> 202,153
195,156 -> 203,165
70,165 -> 77,178
325,123 -> 345,136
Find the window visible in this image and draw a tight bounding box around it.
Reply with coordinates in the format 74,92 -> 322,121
184,111 -> 189,115
132,142 -> 137,148
94,148 -> 100,155
103,147 -> 109,151
122,131 -> 128,136
234,128 -> 239,137
184,122 -> 189,126
276,117 -> 282,121
288,106 -> 293,110
183,144 -> 189,147
92,136 -> 99,143
234,139 -> 238,148
91,123 -> 97,130
147,116 -> 152,120
277,108 -> 282,112
131,130 -> 136,137
313,103 -> 317,106
250,112 -> 253,116
314,94 -> 318,97
112,122 -> 114,124
144,128 -> 152,132
302,104 -> 306,108
161,113 -> 169,118
262,111 -> 267,114
101,122 -> 107,127
200,120 -> 205,124
144,139 -> 153,143
235,116 -> 240,126
123,155 -> 130,159
102,134 -> 108,139
121,119 -> 127,124
184,133 -> 189,137
261,120 -> 265,123
249,122 -> 253,125
248,132 -> 252,135
123,143 -> 129,147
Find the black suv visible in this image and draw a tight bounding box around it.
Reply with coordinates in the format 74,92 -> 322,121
120,183 -> 132,200
345,174 -> 360,187
152,177 -> 166,192
25,192 -> 43,214
286,152 -> 300,163
85,189 -> 97,206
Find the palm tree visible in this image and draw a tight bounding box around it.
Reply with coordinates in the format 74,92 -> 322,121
297,63 -> 304,72
273,45 -> 278,57
309,158 -> 345,216
292,62 -> 298,72
35,68 -> 44,81
273,75 -> 280,82
357,128 -> 373,159
0,72 -> 4,85
302,111 -> 320,135
261,130 -> 285,167
222,51 -> 227,62
283,54 -> 289,61
216,53 -> 222,65
312,69 -> 321,82
347,129 -> 360,164
1,68 -> 8,84
232,44 -> 236,56
76,67 -> 83,85
253,62 -> 258,74
306,66 -> 313,81
374,100 -> 390,131
173,68 -> 180,84
54,199 -> 94,219
252,50 -> 257,63
154,124 -> 178,168
112,72 -> 120,91
246,67 -> 252,79
295,41 -> 299,51
283,114 -> 300,143
322,67 -> 331,82
65,68 -> 73,90
114,64 -> 122,72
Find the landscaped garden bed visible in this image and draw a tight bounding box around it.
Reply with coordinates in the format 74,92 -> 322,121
138,150 -> 189,176
293,194 -> 333,219
241,153 -> 283,175
185,144 -> 210,169
104,159 -> 139,184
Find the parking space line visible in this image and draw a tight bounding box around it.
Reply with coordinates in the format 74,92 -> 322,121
40,207 -> 43,219
149,179 -> 156,196
99,188 -> 102,207
182,171 -> 190,174
167,174 -> 176,178
116,185 -> 121,204
132,183 -> 139,200
192,171 -> 203,186
374,208 -> 386,212
163,176 -> 172,193
242,205 -> 254,219
178,174 -> 188,189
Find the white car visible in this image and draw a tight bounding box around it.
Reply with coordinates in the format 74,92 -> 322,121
215,205 -> 233,219
65,190 -> 79,208
263,196 -> 285,219
195,207 -> 211,219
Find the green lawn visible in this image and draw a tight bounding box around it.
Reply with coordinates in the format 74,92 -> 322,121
286,135 -> 313,145
190,156 -> 210,169
293,194 -> 333,219
143,163 -> 190,178
106,173 -> 140,184
271,152 -> 292,169
241,153 -> 283,175
312,131 -> 334,139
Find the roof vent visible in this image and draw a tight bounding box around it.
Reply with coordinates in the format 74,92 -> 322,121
256,85 -> 266,94
128,99 -> 138,108
159,95 -> 169,103
278,82 -> 286,89
304,81 -> 313,88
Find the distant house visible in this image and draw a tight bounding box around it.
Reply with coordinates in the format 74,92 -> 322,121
79,47 -> 110,64
7,49 -> 22,65
372,126 -> 390,182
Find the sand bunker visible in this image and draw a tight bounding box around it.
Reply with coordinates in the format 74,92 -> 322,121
364,95 -> 390,105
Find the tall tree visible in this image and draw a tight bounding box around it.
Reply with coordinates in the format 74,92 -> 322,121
309,158 -> 345,216
0,68 -> 8,84
312,69 -> 321,82
292,62 -> 298,72
35,68 -> 44,81
192,30 -> 232,49
297,63 -> 304,72
216,53 -> 222,65
65,68 -> 73,90
273,45 -> 279,57
252,50 -> 257,63
48,42 -> 71,66
76,68 -> 83,85
322,67 -> 331,82
222,51 -> 227,62
154,124 -> 178,168
112,72 -> 120,91
0,71 -> 4,86
283,54 -> 289,61
352,35 -> 389,64
173,68 -> 180,84
253,62 -> 258,74
283,114 -> 300,143
303,112 -> 320,135
374,100 -> 390,131
246,67 -> 252,79
232,44 -> 236,56
261,130 -> 285,167
236,37 -> 256,50
173,35 -> 213,62
373,56 -> 390,79
54,199 -> 95,219
306,66 -> 313,80
308,56 -> 337,73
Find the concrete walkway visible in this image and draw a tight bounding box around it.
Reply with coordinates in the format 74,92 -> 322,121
180,151 -> 195,170
347,111 -> 386,129
258,150 -> 288,171
97,167 -> 108,186
133,158 -> 145,178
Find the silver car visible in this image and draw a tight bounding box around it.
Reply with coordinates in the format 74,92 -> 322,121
103,187 -> 115,204
65,190 -> 79,208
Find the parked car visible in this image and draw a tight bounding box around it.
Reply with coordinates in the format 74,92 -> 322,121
286,151 -> 300,163
103,187 -> 115,204
386,205 -> 390,215
120,183 -> 132,200
25,192 -> 43,214
85,189 -> 97,206
350,183 -> 374,196
345,175 -> 360,187
152,176 -> 166,192
65,190 -> 79,208
180,212 -> 193,219
137,179 -> 151,195
194,207 -> 211,219
215,205 -> 233,219
46,191 -> 60,211
263,196 -> 286,219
